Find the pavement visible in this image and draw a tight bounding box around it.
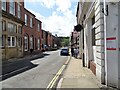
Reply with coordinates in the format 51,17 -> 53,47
57,56 -> 109,90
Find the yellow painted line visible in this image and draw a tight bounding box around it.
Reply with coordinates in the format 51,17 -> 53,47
46,56 -> 71,90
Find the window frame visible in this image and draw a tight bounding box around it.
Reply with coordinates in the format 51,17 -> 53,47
0,35 -> 5,48
8,22 -> 17,33
8,36 -> 16,47
30,17 -> 33,28
17,4 -> 21,18
2,0 -> 6,11
18,37 -> 22,47
25,14 -> 28,26
9,0 -> 15,15
24,36 -> 28,51
2,20 -> 6,31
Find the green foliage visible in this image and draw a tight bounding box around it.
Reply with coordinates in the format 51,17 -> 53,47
58,37 -> 69,47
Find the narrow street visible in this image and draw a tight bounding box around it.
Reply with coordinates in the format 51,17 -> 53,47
1,50 -> 68,88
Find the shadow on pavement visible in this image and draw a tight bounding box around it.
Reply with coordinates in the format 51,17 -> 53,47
1,53 -> 50,81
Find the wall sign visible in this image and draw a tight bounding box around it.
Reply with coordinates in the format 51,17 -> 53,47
106,37 -> 116,50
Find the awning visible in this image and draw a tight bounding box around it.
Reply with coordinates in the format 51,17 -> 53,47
74,24 -> 83,32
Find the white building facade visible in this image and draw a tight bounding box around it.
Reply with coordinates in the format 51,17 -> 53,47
76,0 -> 120,88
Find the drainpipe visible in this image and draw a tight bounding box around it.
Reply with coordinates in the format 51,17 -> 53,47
103,0 -> 107,85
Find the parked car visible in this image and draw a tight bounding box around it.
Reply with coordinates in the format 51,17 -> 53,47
60,47 -> 69,56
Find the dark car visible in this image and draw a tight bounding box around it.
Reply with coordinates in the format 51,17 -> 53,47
60,47 -> 69,56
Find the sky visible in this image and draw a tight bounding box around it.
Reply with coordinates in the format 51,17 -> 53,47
24,0 -> 79,37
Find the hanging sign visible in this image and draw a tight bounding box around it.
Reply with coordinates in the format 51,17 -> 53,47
106,37 -> 116,50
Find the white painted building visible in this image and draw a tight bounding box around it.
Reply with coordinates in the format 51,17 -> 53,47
76,0 -> 120,89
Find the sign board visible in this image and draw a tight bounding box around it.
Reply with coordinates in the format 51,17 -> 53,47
106,37 -> 116,50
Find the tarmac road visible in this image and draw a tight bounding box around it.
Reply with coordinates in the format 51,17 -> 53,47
1,50 -> 68,88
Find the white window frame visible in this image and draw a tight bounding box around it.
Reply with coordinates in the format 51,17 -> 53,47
30,36 -> 33,49
9,0 -> 15,15
37,39 -> 40,50
8,36 -> 16,47
24,36 -> 28,51
2,0 -> 6,11
30,17 -> 33,28
38,23 -> 40,31
18,4 -> 21,18
8,22 -> 17,33
25,14 -> 27,26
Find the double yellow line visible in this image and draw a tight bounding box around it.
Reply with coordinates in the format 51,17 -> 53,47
46,56 -> 71,90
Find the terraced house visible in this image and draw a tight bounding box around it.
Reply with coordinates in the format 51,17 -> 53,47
1,0 -> 24,61
76,0 -> 120,89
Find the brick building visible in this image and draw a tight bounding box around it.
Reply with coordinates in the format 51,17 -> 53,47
23,8 -> 42,55
1,0 -> 24,61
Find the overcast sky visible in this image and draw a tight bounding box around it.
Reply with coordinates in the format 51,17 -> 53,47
24,0 -> 79,37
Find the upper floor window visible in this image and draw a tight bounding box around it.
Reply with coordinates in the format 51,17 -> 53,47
8,22 -> 17,33
18,4 -> 21,18
25,14 -> 28,26
2,0 -> 6,11
2,20 -> 6,31
30,17 -> 33,28
9,0 -> 15,15
38,23 -> 40,31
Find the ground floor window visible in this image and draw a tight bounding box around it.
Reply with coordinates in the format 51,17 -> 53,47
30,36 -> 34,49
8,36 -> 16,47
37,38 -> 40,50
18,37 -> 22,47
24,36 -> 28,51
0,35 -> 5,47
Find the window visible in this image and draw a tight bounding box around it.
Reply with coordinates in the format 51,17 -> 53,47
0,35 -> 5,47
8,23 -> 17,33
30,36 -> 34,49
18,4 -> 21,18
25,14 -> 28,26
24,36 -> 28,51
92,28 -> 96,46
2,0 -> 6,11
18,26 -> 22,34
2,20 -> 6,31
8,36 -> 16,47
37,39 -> 40,50
18,37 -> 22,47
9,0 -> 15,15
38,23 -> 40,31
30,17 -> 33,28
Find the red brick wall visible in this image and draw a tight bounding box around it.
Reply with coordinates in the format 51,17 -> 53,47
89,60 -> 96,75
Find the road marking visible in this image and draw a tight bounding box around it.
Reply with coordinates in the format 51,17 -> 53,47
46,56 -> 71,90
0,66 -> 28,78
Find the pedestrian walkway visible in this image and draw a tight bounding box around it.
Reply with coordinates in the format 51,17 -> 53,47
57,57 -> 102,89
